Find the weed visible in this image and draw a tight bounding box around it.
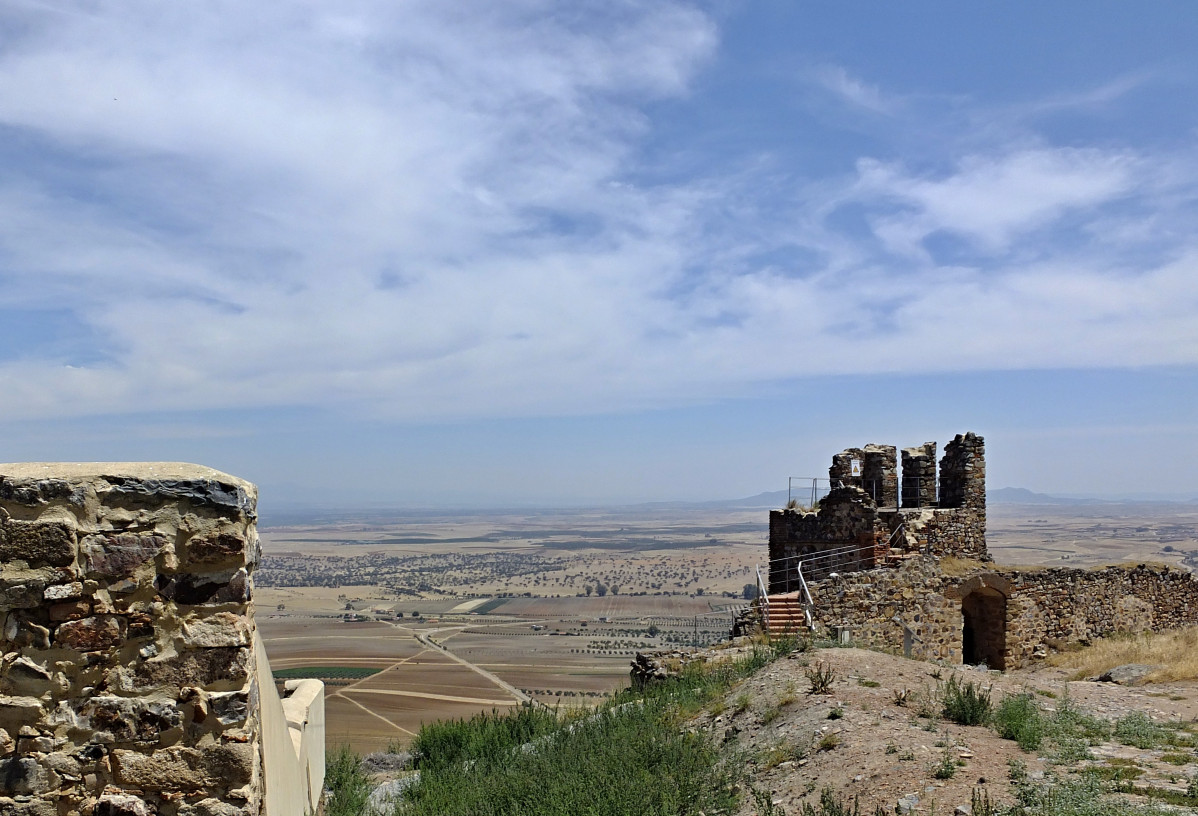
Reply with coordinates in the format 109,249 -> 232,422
885,742 -> 897,754
857,678 -> 880,688
971,787 -> 998,816
796,788 -> 880,816
1087,759 -> 1143,782
806,661 -> 837,695
325,745 -> 372,816
827,707 -> 844,720
753,786 -> 786,816
760,704 -> 782,725
1115,710 -> 1170,749
1162,751 -> 1192,765
993,693 -> 1044,750
734,691 -> 752,714
932,747 -> 958,780
891,688 -> 911,707
816,732 -> 840,752
929,667 -> 943,680
941,675 -> 992,726
898,749 -> 915,761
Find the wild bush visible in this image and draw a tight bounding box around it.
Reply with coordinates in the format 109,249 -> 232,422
325,745 -> 372,816
941,675 -> 991,726
993,693 -> 1045,750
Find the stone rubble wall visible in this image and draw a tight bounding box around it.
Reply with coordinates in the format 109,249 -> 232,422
1002,564 -> 1198,669
802,557 -> 1198,671
0,463 -> 319,816
806,558 -> 962,664
900,443 -> 936,509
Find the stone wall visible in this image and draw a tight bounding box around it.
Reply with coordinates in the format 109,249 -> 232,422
1001,565 -> 1198,669
805,558 -> 961,663
768,488 -> 888,586
800,557 -> 1198,671
900,443 -> 936,509
0,463 -> 322,816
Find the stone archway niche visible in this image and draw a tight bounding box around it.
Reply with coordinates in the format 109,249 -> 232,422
957,573 -> 1011,671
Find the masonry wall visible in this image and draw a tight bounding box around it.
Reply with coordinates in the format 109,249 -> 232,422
806,558 -> 961,663
801,557 -> 1198,671
0,463 -> 293,816
1002,565 -> 1198,669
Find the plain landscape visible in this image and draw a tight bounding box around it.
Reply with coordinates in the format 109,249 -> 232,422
255,497 -> 1198,753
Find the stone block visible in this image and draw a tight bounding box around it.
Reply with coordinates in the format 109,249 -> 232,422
112,744 -> 252,791
0,523 -> 75,568
48,602 -> 90,623
94,793 -> 153,816
180,613 -> 249,649
117,647 -> 250,693
0,757 -> 59,795
0,796 -> 57,816
207,692 -> 248,726
85,697 -> 182,743
55,617 -> 124,651
155,571 -> 249,606
183,534 -> 248,567
0,657 -> 52,697
42,583 -> 82,602
81,535 -> 167,580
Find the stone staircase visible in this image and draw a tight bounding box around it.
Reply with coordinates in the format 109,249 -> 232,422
763,592 -> 812,637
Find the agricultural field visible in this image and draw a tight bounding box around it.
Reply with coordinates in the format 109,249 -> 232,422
255,500 -> 1198,752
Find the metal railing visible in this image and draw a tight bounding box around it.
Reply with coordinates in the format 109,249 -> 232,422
787,477 -> 832,508
760,521 -> 909,632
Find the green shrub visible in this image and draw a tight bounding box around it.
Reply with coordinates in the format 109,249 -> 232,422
410,703 -> 560,770
932,747 -> 958,780
325,745 -> 372,816
993,693 -> 1045,750
1115,711 -> 1170,750
941,676 -> 991,726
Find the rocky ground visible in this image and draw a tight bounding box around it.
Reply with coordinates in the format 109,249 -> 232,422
696,646 -> 1198,815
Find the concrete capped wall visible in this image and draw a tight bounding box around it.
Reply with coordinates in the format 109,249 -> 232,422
0,463 -> 323,816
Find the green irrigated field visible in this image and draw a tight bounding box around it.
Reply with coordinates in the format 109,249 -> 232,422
273,666 -> 382,680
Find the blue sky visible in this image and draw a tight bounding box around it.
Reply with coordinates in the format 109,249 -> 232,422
1,1 -> 1196,510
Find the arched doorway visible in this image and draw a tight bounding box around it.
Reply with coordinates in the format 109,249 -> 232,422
961,587 -> 1007,670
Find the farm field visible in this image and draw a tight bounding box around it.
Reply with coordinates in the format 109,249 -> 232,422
254,500 -> 1198,751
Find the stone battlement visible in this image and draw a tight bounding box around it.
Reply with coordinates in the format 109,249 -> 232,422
0,463 -> 322,816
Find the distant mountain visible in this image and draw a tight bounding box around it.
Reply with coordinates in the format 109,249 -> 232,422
721,490 -> 792,508
987,487 -> 1102,505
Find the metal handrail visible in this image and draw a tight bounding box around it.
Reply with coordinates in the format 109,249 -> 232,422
795,560 -> 814,629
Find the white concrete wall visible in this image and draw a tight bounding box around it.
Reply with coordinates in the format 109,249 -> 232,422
257,635 -> 326,816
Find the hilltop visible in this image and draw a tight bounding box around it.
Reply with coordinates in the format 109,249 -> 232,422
699,643 -> 1198,815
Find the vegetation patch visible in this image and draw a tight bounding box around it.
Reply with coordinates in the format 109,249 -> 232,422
273,666 -> 381,680
1045,628 -> 1198,683
326,640 -> 797,816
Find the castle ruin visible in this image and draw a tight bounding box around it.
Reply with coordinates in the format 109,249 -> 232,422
766,433 -> 1198,669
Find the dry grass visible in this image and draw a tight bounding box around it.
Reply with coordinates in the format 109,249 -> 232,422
1045,628 -> 1198,682
937,556 -> 989,577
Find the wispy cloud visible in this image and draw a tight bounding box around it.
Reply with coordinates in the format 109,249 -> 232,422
813,65 -> 897,114
0,2 -> 1196,425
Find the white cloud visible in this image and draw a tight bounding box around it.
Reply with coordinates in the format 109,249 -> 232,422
814,65 -> 896,114
855,148 -> 1140,256
0,3 -> 1196,425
